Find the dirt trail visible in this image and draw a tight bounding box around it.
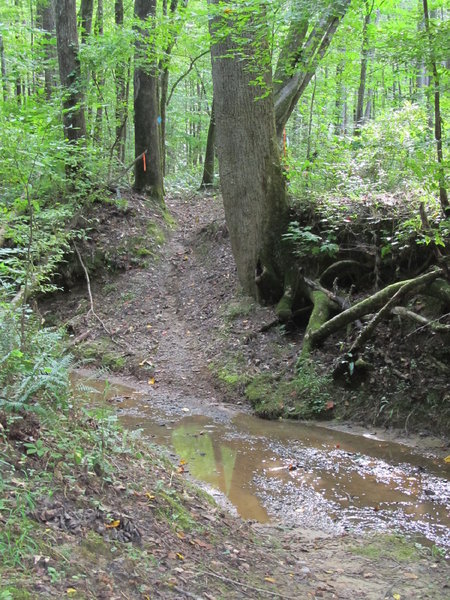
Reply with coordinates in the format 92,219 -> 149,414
41,192 -> 450,599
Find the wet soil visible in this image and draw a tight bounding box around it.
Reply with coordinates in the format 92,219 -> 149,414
38,190 -> 450,598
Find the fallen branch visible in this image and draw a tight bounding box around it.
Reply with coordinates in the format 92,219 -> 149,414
196,568 -> 299,600
350,269 -> 445,351
392,307 -> 450,335
106,149 -> 147,188
305,268 -> 444,349
73,242 -> 112,336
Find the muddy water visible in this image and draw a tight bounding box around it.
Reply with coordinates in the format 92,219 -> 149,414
74,375 -> 450,555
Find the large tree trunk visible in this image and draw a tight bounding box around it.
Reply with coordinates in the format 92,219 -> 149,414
209,0 -> 288,302
134,0 -> 164,201
55,0 -> 86,144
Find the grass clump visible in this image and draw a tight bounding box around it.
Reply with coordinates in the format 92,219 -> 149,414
246,361 -> 332,420
351,534 -> 421,562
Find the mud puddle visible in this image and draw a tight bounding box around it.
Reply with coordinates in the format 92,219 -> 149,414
73,373 -> 450,556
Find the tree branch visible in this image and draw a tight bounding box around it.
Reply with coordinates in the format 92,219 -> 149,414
166,50 -> 210,106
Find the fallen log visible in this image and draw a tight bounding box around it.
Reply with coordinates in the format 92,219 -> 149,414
304,267 -> 444,350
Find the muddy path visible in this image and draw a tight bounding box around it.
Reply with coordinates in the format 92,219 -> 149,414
41,192 -> 450,598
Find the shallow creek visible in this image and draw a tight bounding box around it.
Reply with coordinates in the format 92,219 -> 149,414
73,373 -> 450,555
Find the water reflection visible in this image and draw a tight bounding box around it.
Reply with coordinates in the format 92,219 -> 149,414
72,373 -> 450,553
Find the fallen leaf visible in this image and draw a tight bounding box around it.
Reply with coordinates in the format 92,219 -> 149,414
192,538 -> 212,549
105,519 -> 120,529
148,377 -> 155,385
145,492 -> 155,500
176,531 -> 185,539
179,459 -> 187,466
264,577 -> 276,583
444,456 -> 450,464
176,553 -> 185,560
393,594 -> 401,600
66,589 -> 77,596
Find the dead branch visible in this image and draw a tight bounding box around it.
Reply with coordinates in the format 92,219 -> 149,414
393,307 -> 450,334
305,267 -> 444,349
350,269 -> 445,351
196,568 -> 299,600
73,242 -> 112,335
106,149 -> 148,188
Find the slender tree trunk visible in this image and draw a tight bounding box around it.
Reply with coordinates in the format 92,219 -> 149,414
134,0 -> 164,200
334,58 -> 344,134
306,77 -> 316,161
159,0 -> 182,175
0,33 -> 7,101
114,0 -> 127,162
200,98 -> 215,188
93,0 -> 104,142
209,0 -> 288,302
355,1 -> 372,135
80,0 -> 94,40
55,0 -> 86,144
422,0 -> 448,214
37,0 -> 56,99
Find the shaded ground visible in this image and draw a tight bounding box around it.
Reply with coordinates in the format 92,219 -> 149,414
26,190 -> 450,598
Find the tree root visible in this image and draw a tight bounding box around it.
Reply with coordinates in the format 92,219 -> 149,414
319,259 -> 369,286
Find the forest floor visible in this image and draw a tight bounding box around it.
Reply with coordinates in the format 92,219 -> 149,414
4,190 -> 448,599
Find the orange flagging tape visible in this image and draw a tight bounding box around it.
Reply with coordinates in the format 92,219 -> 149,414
143,153 -> 147,172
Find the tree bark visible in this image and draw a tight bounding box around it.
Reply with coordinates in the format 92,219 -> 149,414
55,0 -> 86,144
134,0 -> 164,200
209,0 -> 288,301
199,98 -> 215,189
